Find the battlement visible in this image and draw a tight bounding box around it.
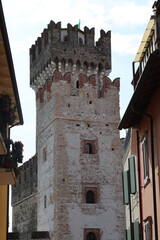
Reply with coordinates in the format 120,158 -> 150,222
12,155 -> 37,206
30,21 -> 110,59
30,21 -> 111,88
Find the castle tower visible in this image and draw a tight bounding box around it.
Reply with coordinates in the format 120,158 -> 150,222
30,21 -> 124,240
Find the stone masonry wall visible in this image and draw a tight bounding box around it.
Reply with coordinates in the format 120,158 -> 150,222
29,21 -> 125,240
36,76 -> 125,240
12,155 -> 37,239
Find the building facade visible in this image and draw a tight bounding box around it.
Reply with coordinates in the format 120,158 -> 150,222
119,1 -> 160,239
12,21 -> 125,240
0,1 -> 23,239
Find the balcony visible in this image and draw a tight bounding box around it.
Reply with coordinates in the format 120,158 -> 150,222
0,139 -> 23,185
133,17 -> 155,89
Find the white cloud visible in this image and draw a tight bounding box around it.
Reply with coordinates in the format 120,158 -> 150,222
108,1 -> 153,27
112,33 -> 142,55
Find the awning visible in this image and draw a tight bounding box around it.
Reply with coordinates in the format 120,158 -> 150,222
134,17 -> 155,63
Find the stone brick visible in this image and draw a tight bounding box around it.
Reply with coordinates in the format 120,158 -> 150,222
12,21 -> 125,240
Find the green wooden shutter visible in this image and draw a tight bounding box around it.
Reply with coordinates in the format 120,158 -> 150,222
129,156 -> 136,194
133,221 -> 140,240
126,228 -> 131,240
122,171 -> 130,205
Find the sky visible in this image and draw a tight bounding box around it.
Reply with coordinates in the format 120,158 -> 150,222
1,0 -> 154,162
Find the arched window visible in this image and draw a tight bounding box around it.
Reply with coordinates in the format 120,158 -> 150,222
87,232 -> 96,240
76,80 -> 79,89
86,190 -> 95,203
85,143 -> 92,154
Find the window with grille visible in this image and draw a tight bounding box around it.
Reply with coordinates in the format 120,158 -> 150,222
85,143 -> 92,154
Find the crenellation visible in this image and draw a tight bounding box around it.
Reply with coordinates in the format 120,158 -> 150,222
12,20 -> 125,240
30,21 -> 111,87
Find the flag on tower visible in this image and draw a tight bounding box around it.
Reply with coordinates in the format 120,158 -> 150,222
78,19 -> 80,29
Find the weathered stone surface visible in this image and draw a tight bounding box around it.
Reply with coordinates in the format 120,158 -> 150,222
12,21 -> 125,240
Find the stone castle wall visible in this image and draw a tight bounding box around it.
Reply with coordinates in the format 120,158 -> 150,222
11,21 -> 125,240
35,75 -> 125,240
12,155 -> 37,239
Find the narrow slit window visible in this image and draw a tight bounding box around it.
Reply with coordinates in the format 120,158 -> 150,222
44,195 -> 47,208
76,80 -> 79,89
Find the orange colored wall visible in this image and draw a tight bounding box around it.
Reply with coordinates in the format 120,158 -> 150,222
132,87 -> 160,239
0,185 -> 8,240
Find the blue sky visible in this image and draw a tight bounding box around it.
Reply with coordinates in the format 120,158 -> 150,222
2,0 -> 153,162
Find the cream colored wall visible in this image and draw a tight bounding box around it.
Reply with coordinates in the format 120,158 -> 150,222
122,129 -> 140,230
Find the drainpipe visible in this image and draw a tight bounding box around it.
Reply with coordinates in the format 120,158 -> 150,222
132,108 -> 158,240
136,131 -> 143,240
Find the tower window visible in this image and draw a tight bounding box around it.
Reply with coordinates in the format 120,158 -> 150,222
64,35 -> 68,41
43,147 -> 47,162
87,232 -> 96,240
82,140 -> 97,154
79,37 -> 83,45
76,80 -> 79,89
44,195 -> 47,208
83,187 -> 98,204
84,229 -> 100,240
85,143 -> 92,154
86,190 -> 95,204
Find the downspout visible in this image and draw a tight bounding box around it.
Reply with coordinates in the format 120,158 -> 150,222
132,107 -> 158,240
136,131 -> 143,240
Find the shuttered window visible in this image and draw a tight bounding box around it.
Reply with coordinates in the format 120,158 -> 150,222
129,156 -> 137,194
133,221 -> 140,240
122,171 -> 130,205
126,229 -> 131,240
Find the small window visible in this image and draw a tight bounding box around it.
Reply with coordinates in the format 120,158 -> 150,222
44,195 -> 47,208
43,147 -> 47,162
84,187 -> 97,204
87,232 -> 96,240
142,135 -> 149,183
76,80 -> 79,89
85,143 -> 92,154
64,35 -> 68,42
86,190 -> 95,204
84,229 -> 100,240
79,37 -> 83,45
145,219 -> 152,240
